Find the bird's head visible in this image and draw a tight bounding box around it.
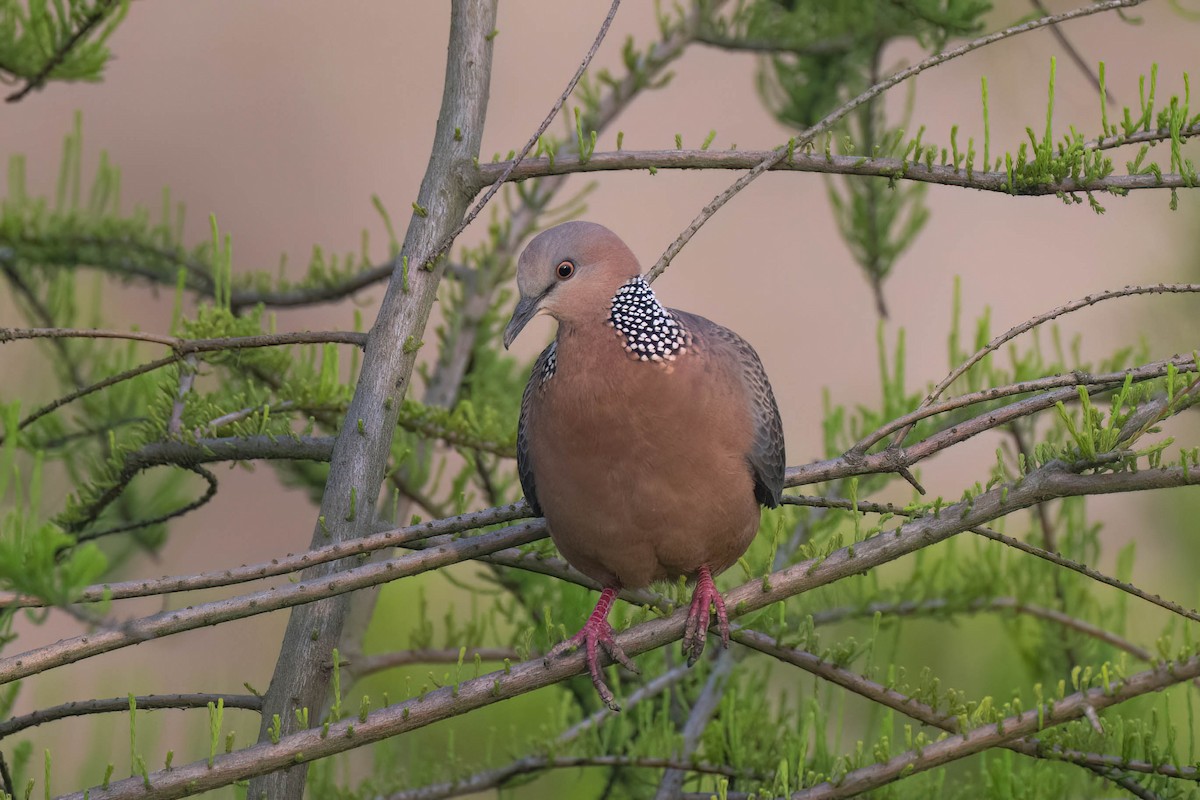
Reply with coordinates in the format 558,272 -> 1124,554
503,221 -> 641,349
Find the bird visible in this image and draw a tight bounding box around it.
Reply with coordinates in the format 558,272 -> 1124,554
503,220 -> 785,709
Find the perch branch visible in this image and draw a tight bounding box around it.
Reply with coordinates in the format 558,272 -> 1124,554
55,461 -> 1200,799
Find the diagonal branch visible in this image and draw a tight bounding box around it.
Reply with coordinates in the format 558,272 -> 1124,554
734,629 -> 1199,787
889,283 -> 1200,448
53,461 -> 1200,799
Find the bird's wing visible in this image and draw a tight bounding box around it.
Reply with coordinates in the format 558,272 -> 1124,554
676,311 -> 786,508
516,341 -> 556,516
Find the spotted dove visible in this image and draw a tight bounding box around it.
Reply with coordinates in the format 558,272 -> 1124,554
503,221 -> 785,709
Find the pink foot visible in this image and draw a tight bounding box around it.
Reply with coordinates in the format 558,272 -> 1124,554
683,565 -> 729,666
545,587 -> 638,710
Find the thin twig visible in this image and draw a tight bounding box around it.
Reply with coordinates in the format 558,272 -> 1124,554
1030,0 -> 1111,101
347,648 -> 521,679
0,693 -> 261,739
386,754 -> 751,800
73,462 -> 219,540
733,629 -> 1199,786
0,500 -> 528,608
424,0 -> 622,270
781,493 -> 1200,627
643,0 -> 1147,282
693,31 -> 855,55
64,437 -> 333,536
0,750 -> 13,800
654,651 -> 736,799
810,596 -> 1188,680
5,329 -> 366,433
782,657 -> 1200,800
888,283 -> 1200,449
852,353 -> 1197,454
0,326 -> 367,351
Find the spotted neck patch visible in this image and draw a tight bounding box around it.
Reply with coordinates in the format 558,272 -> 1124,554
607,277 -> 689,362
540,341 -> 558,384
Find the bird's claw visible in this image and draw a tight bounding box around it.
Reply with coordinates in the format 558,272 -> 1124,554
545,617 -> 638,711
683,566 -> 729,667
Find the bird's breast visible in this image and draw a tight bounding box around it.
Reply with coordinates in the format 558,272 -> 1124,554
525,334 -> 760,587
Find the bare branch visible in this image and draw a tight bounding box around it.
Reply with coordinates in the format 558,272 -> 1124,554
0,693 -> 260,739
472,147 -> 1200,194
348,647 -> 520,679
0,326 -> 367,351
0,501 -> 528,608
59,460 -> 1200,799
734,629 -> 1200,785
428,0 -> 622,270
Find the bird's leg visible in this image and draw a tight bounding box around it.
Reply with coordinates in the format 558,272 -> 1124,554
683,565 -> 729,667
545,586 -> 639,711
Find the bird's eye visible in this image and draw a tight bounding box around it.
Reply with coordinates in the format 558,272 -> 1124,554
556,260 -> 575,279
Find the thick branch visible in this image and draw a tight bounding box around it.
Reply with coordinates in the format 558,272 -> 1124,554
61,461 -> 1200,799
247,3 -> 499,796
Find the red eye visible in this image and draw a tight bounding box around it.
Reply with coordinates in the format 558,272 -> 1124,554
556,260 -> 575,279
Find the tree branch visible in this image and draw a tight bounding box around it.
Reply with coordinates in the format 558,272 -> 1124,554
469,147 -> 1200,195
0,501 -> 528,609
0,693 -> 260,739
5,0 -> 123,103
58,460 -> 1200,799
890,283 -> 1200,448
784,654 -> 1200,800
642,0 -> 1148,283
734,629 -> 1199,787
247,5 -> 500,795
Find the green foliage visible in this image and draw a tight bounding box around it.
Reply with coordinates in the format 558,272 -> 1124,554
2,4 -> 1199,799
0,0 -> 129,89
0,404 -> 106,604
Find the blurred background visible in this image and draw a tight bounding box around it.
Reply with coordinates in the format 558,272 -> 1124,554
1,0 -> 1198,796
